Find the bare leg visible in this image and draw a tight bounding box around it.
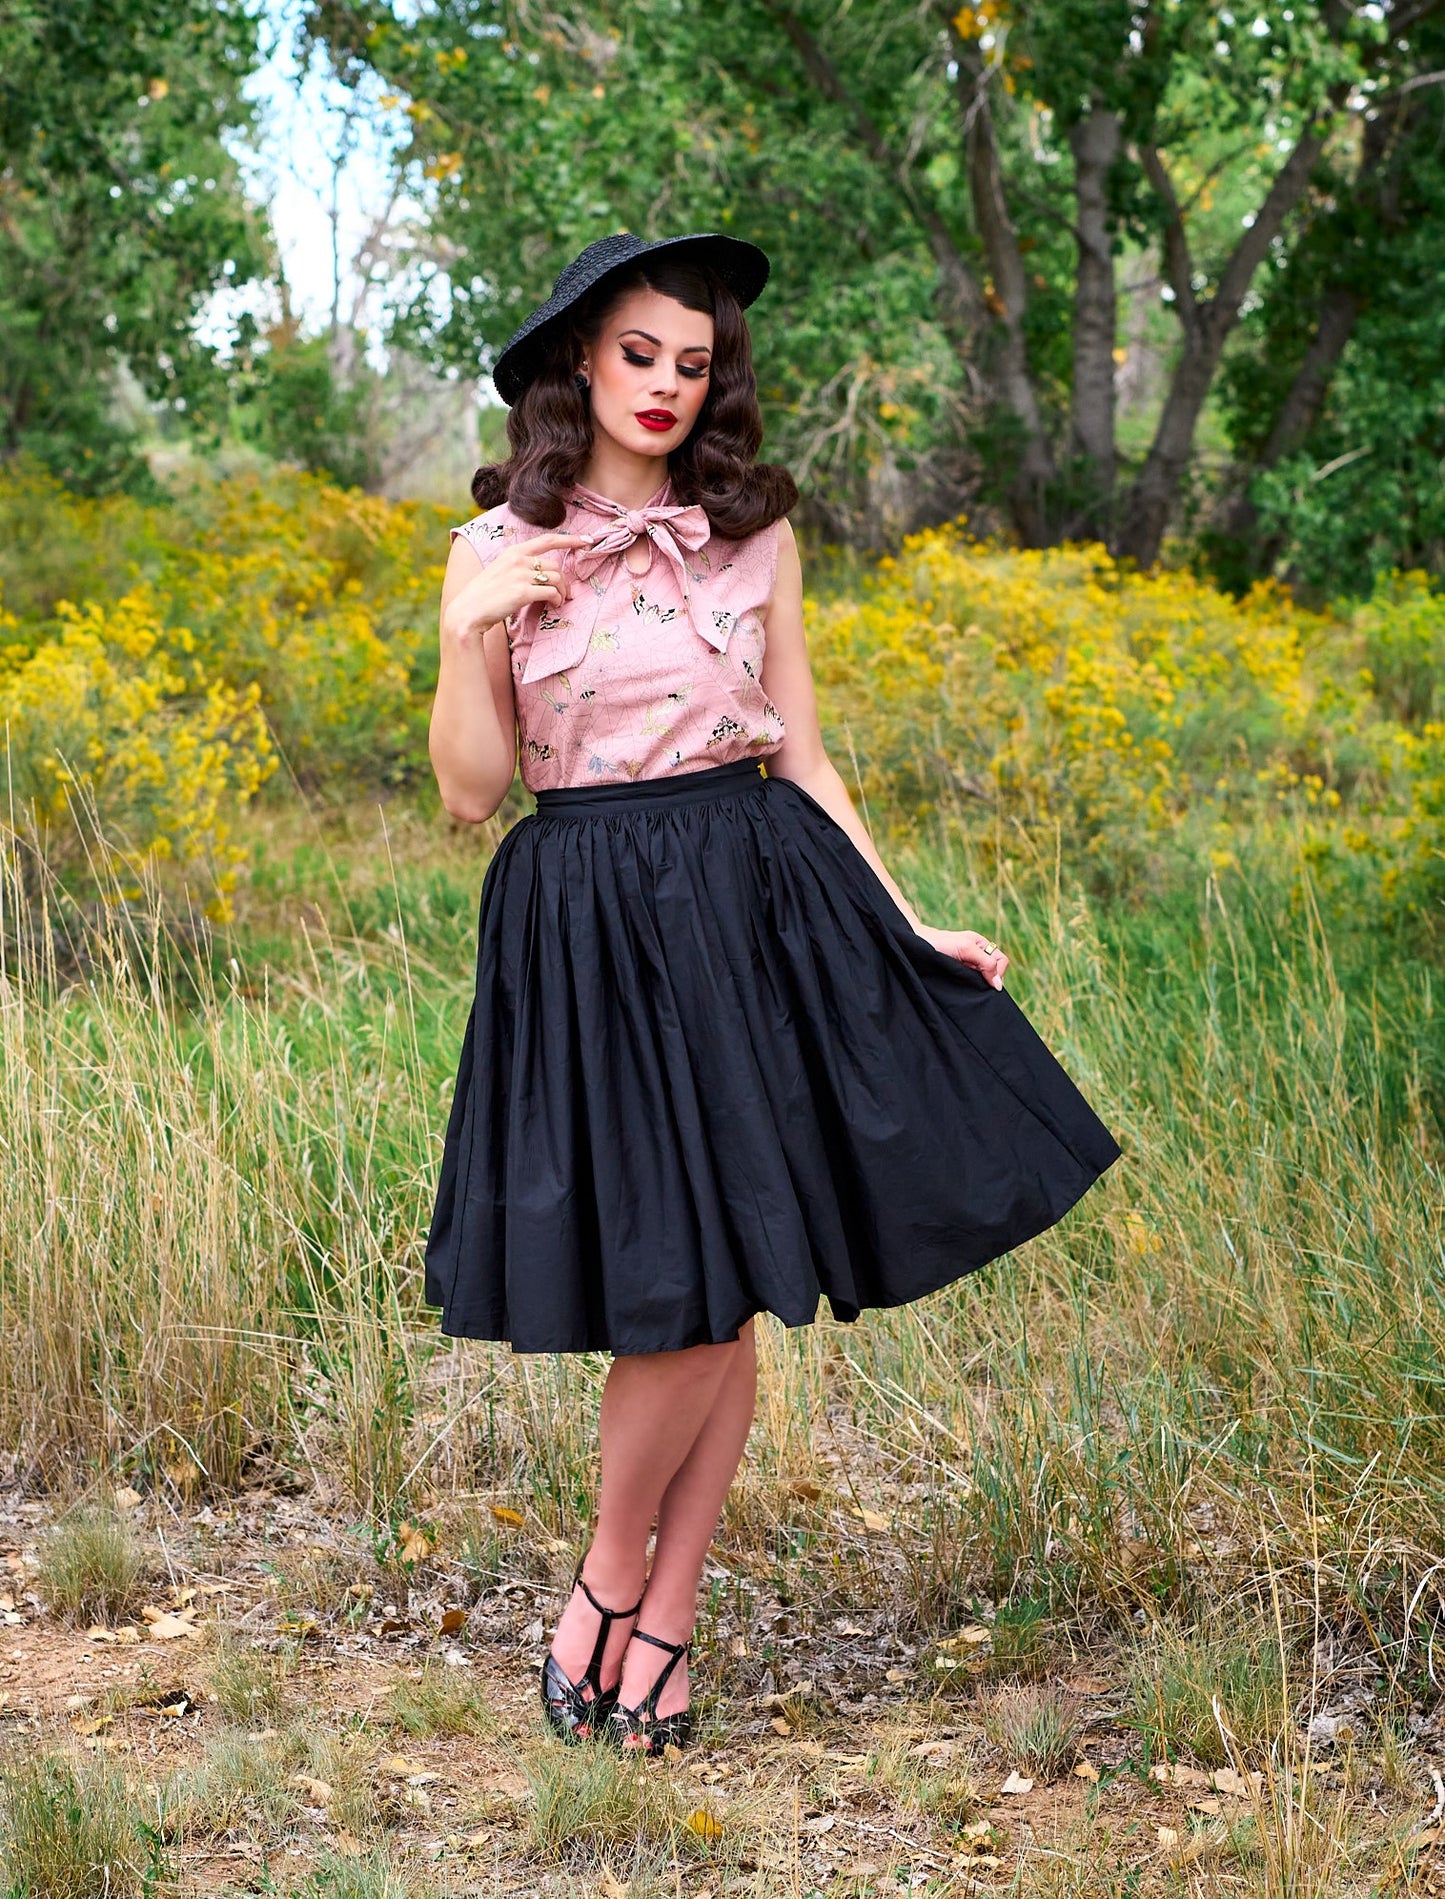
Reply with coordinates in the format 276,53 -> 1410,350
547,1333 -> 742,1700
616,1318 -> 758,1729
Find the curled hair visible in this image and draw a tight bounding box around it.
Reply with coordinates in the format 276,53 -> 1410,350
471,257 -> 797,539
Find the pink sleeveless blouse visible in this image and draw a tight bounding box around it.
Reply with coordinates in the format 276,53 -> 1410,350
450,474 -> 786,793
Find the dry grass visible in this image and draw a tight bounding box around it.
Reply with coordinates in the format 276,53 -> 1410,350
0,788 -> 1439,1894
34,1502 -> 149,1627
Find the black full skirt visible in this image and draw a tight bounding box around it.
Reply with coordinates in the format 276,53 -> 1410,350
423,756 -> 1121,1354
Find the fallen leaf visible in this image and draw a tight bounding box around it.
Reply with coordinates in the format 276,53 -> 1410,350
71,1712 -> 114,1735
290,1774 -> 332,1807
850,1506 -> 890,1534
377,1753 -> 425,1776
770,1716 -> 793,1736
1073,1760 -> 1100,1782
1150,1761 -> 1212,1790
961,1820 -> 994,1840
1210,1766 -> 1264,1798
489,1505 -> 525,1528
937,1625 -> 993,1653
396,1521 -> 431,1564
1000,1770 -> 1033,1795
439,1607 -> 468,1634
1188,1796 -> 1222,1816
787,1481 -> 824,1502
1158,1825 -> 1179,1849
113,1487 -> 143,1510
140,1608 -> 202,1642
686,1807 -> 724,1840
598,1872 -> 631,1899
135,1689 -> 196,1718
885,1667 -> 910,1683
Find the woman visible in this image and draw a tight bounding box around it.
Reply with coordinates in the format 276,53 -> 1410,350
424,230 -> 1121,1755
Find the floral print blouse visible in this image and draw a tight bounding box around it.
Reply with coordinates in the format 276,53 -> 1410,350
449,475 -> 786,793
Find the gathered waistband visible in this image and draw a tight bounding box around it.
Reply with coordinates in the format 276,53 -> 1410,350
532,755 -> 768,817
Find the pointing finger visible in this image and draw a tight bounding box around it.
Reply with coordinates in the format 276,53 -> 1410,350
520,531 -> 593,551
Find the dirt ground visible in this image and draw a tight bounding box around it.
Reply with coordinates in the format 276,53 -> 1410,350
0,1484 -> 1441,1896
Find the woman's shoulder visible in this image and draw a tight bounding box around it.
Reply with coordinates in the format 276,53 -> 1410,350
699,508 -> 789,607
449,498 -> 519,565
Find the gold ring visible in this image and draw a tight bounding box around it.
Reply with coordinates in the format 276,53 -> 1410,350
981,939 -> 998,955
532,564 -> 545,582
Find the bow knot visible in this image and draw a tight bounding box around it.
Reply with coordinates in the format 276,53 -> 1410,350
515,484 -> 718,685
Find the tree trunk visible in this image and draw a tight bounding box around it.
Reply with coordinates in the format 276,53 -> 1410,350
940,11 -> 1055,544
1065,106 -> 1121,537
1217,87 -> 1409,560
1217,283 -> 1361,549
1115,122 -> 1325,567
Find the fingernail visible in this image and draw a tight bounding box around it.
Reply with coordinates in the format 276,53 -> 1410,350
992,976 -> 1003,989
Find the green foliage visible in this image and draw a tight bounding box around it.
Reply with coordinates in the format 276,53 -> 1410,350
230,332 -> 385,492
335,0 -> 1442,581
1209,17 -> 1445,599
0,0 -> 271,493
363,0 -> 964,540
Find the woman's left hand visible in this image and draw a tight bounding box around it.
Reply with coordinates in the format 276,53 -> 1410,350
915,925 -> 1010,990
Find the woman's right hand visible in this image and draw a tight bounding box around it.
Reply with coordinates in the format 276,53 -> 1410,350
446,531 -> 594,639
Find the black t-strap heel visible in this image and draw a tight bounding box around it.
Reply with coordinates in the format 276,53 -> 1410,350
541,1561 -> 644,1744
607,1627 -> 693,1756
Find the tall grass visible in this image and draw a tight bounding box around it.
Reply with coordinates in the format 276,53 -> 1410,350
0,769 -> 1439,1692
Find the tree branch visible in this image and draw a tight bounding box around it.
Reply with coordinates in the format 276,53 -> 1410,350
1137,142 -> 1199,337
759,1 -> 987,339
934,0 -> 1056,537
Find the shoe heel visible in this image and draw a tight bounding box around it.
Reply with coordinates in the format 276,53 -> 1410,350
540,1561 -> 643,1745
607,1627 -> 692,1757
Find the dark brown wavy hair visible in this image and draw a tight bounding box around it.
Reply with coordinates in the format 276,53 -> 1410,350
470,256 -> 797,539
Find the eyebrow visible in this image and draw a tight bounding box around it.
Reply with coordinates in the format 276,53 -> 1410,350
619,328 -> 712,355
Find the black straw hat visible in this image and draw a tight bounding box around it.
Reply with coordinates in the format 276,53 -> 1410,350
490,230 -> 771,406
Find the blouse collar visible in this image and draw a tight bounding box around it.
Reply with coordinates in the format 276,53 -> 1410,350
567,473 -> 673,512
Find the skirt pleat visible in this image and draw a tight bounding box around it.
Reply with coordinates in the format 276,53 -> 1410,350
423,757 -> 1121,1353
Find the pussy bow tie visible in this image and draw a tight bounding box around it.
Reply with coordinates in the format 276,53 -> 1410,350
514,489 -> 717,685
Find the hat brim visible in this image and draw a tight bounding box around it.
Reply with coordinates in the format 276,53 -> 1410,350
491,231 -> 771,407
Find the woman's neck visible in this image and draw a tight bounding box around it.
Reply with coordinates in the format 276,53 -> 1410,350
575,443 -> 671,510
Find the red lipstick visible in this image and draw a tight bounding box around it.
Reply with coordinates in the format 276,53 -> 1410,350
635,410 -> 676,431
